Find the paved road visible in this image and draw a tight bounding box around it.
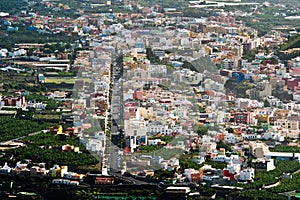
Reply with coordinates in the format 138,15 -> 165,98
109,54 -> 124,172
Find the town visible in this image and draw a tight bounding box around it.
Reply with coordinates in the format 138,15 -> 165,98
0,0 -> 300,199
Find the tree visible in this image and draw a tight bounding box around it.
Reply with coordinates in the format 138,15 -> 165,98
264,99 -> 270,107
242,50 -> 256,62
197,126 -> 208,136
216,140 -> 232,152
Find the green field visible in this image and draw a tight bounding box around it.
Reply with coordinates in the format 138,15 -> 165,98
45,77 -> 92,84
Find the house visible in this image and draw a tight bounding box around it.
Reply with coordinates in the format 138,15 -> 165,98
234,111 -> 251,125
166,186 -> 191,200
198,142 -> 217,153
30,166 -> 47,176
263,152 -> 300,161
49,165 -> 68,178
124,117 -> 147,150
184,169 -> 202,182
148,139 -> 162,146
249,141 -> 269,158
0,96 -> 26,107
161,157 -> 180,171
84,173 -> 114,185
0,163 -> 11,174
239,168 -> 255,181
38,74 -> 46,83
224,133 -> 241,144
263,131 -> 284,142
50,125 -> 63,134
251,158 -> 276,172
211,155 -> 230,163
224,162 -> 241,175
52,179 -> 79,186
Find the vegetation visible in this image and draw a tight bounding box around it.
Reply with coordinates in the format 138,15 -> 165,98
179,152 -> 227,172
25,93 -> 63,110
272,89 -> 293,102
196,126 -> 208,136
149,135 -> 174,144
153,169 -> 174,180
224,80 -> 254,98
146,48 -> 161,64
138,145 -> 161,153
270,145 -> 300,153
243,50 -> 256,62
180,153 -> 203,171
0,0 -> 28,14
0,26 -> 79,50
0,116 -> 55,142
216,140 -> 232,152
2,133 -> 98,168
280,34 -> 300,51
236,160 -> 300,189
267,172 -> 300,193
238,190 -> 286,200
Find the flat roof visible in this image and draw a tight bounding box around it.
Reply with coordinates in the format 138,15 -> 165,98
264,152 -> 300,157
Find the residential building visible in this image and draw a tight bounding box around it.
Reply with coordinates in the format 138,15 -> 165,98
249,141 -> 269,158
251,158 -> 276,172
239,168 -> 255,181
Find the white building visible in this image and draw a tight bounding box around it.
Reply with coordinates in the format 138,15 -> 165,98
146,121 -> 183,136
148,139 -> 162,146
224,133 -> 241,144
252,158 -> 276,172
225,163 -> 241,174
173,69 -> 203,85
263,132 -> 284,142
239,168 -> 255,181
211,155 -> 230,163
0,163 -> 11,174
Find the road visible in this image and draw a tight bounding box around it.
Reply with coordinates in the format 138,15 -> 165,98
109,171 -> 153,185
0,130 -> 45,145
109,54 -> 124,172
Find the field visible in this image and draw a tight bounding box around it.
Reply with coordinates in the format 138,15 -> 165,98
0,116 -> 55,142
45,77 -> 92,84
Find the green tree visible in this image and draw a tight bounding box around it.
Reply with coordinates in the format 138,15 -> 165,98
264,99 -> 271,107
197,126 -> 208,136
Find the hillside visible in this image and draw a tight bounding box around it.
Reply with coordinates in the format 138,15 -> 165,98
281,34 -> 300,51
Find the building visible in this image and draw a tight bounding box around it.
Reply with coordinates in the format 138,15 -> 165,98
84,173 -> 114,185
239,168 -> 255,181
50,125 -> 63,134
0,96 -> 26,107
234,111 -> 251,124
165,186 -> 191,200
251,158 -> 276,172
222,59 -> 235,69
173,69 -> 203,85
249,141 -> 269,158
250,81 -> 272,100
184,169 -> 202,182
263,152 -> 300,161
0,163 -> 11,174
153,48 -> 165,57
124,118 -> 147,150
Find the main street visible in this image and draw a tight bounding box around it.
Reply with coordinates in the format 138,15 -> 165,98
109,54 -> 124,173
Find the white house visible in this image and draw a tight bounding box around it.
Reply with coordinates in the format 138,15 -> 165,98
263,132 -> 284,142
148,139 -> 162,146
0,163 -> 11,174
239,168 -> 255,181
224,133 -> 241,144
225,162 -> 241,174
211,155 -> 230,163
